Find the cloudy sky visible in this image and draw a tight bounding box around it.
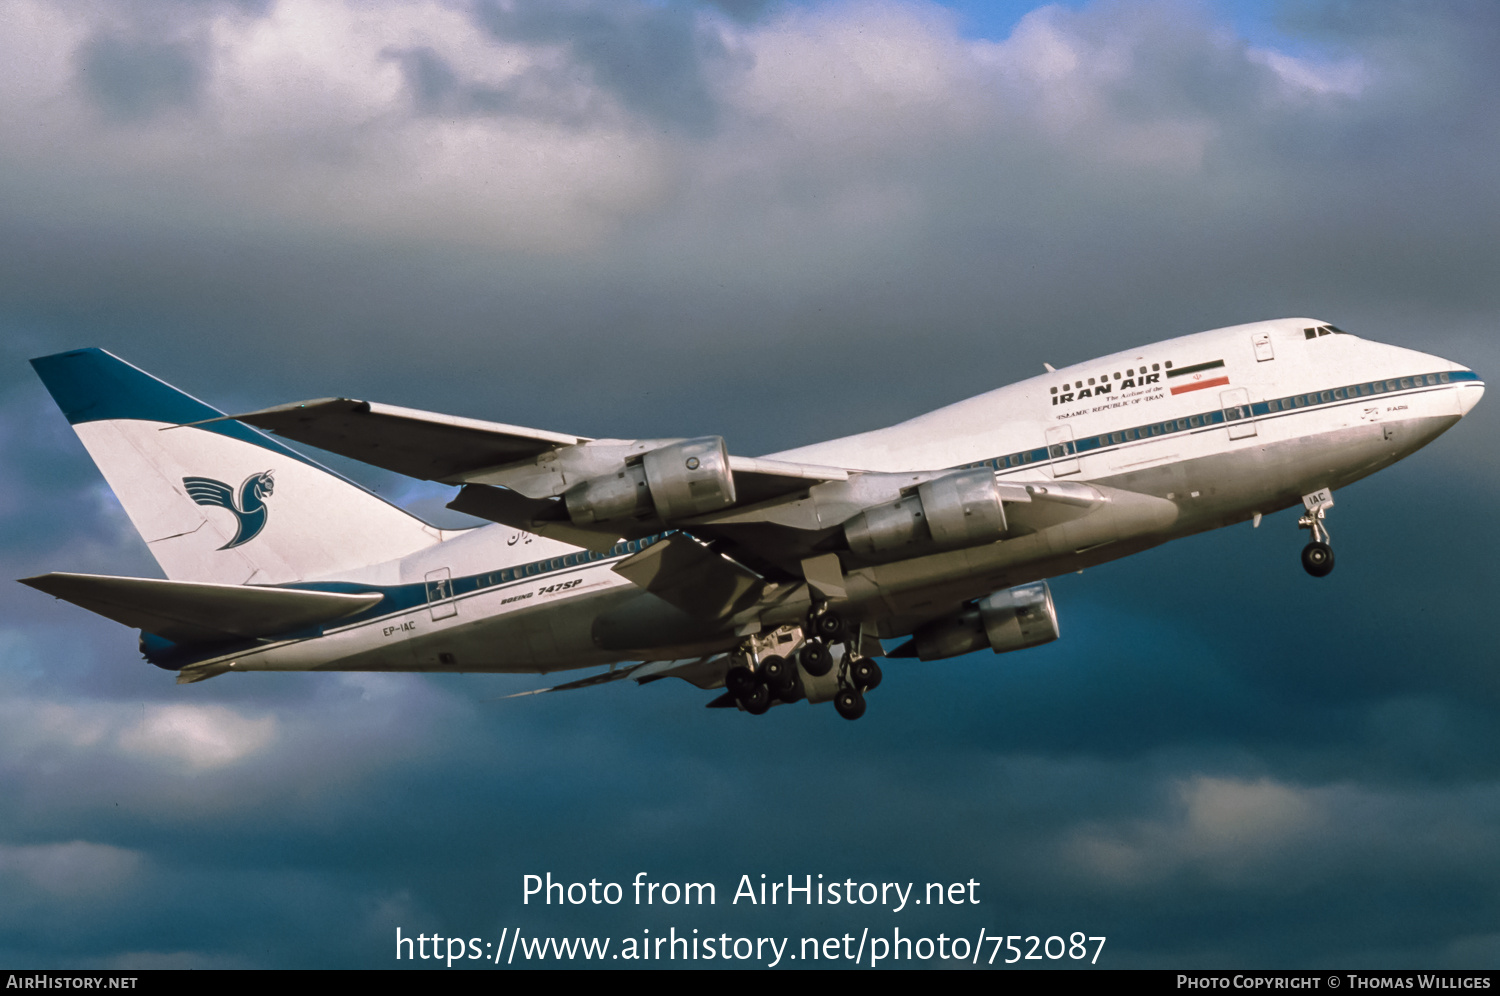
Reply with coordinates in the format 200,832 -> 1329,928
2,0 -> 1498,969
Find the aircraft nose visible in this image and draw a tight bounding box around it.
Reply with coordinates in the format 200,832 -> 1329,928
1454,368 -> 1484,416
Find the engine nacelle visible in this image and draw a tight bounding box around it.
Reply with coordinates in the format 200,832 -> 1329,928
901,582 -> 1059,662
564,436 -> 736,526
844,468 -> 1007,561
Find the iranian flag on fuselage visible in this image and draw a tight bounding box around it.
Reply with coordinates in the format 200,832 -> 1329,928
1168,359 -> 1229,395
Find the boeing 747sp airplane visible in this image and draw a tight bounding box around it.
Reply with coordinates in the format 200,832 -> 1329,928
20,319 -> 1484,719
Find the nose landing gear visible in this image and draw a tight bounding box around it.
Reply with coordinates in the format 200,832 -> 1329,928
1298,488 -> 1336,578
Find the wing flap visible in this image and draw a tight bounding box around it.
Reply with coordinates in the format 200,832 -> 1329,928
445,484 -> 623,553
503,655 -> 734,697
612,534 -> 766,619
19,573 -> 383,644
725,455 -> 849,505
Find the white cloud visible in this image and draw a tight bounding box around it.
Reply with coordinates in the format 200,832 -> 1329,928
1249,47 -> 1367,98
117,703 -> 277,770
0,840 -> 142,897
1065,775 -> 1324,886
0,696 -> 276,770
0,0 -> 1389,263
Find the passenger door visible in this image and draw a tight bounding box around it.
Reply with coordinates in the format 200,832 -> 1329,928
425,567 -> 457,620
1045,425 -> 1080,476
1221,388 -> 1257,440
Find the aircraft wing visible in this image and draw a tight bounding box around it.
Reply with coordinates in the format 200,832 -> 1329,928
203,396 -> 1103,604
199,398 -> 589,483
211,398 -> 846,500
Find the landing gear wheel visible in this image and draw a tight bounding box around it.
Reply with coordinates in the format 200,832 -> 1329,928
760,655 -> 802,701
774,674 -> 803,703
813,611 -> 846,642
726,666 -> 758,698
1301,541 -> 1335,578
851,658 -> 882,691
741,682 -> 771,714
834,687 -> 866,721
799,641 -> 834,677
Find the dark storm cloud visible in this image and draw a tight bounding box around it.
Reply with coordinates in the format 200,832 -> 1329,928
3,0 -> 1500,969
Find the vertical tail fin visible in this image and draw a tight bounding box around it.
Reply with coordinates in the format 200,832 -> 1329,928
31,349 -> 441,585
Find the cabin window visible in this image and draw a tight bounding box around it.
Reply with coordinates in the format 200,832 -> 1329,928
1440,372 -> 1451,383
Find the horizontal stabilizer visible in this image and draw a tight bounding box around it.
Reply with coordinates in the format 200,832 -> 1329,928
19,573 -> 383,644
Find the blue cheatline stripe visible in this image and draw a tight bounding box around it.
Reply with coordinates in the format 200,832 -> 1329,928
30,348 -> 320,468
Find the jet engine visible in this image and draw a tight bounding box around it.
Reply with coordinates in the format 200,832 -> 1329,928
844,468 -> 1008,561
564,436 -> 736,526
894,582 -> 1059,661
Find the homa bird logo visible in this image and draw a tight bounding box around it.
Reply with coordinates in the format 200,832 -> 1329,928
182,471 -> 275,549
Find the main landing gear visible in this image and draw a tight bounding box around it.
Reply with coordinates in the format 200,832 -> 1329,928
722,608 -> 884,721
1298,488 -> 1336,578
809,607 -> 882,722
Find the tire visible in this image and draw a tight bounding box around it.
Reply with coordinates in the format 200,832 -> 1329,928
760,655 -> 794,692
799,641 -> 833,677
740,682 -> 771,715
814,611 -> 846,642
833,687 -> 866,720
1301,541 -> 1335,578
726,665 -> 758,697
851,658 -> 882,691
774,673 -> 804,703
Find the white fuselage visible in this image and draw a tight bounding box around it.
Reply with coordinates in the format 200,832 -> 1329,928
189,318 -> 1482,677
